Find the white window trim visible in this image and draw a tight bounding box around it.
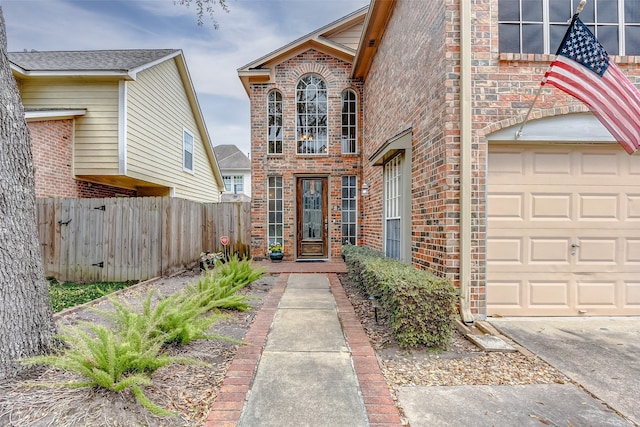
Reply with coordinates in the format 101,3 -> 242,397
341,89 -> 358,155
183,129 -> 195,174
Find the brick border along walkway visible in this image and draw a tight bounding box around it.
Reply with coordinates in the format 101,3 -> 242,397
205,273 -> 403,427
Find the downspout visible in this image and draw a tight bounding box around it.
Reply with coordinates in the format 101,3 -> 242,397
459,0 -> 474,324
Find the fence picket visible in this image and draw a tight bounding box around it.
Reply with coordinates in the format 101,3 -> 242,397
35,197 -> 250,283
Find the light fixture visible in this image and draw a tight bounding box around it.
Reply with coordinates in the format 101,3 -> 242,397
369,295 -> 380,324
361,180 -> 370,197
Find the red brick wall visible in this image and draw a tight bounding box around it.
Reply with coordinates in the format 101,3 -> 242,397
29,119 -> 137,198
249,50 -> 363,260
361,0 -> 457,277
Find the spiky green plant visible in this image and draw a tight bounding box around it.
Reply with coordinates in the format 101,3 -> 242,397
23,322 -> 198,415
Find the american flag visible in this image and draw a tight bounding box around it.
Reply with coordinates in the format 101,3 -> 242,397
542,16 -> 640,154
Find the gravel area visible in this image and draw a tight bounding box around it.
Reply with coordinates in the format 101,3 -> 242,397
337,273 -> 569,388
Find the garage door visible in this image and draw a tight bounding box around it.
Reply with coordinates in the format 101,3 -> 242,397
487,144 -> 640,316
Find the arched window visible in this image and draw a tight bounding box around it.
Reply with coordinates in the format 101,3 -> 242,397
268,90 -> 283,154
341,89 -> 357,154
296,75 -> 327,154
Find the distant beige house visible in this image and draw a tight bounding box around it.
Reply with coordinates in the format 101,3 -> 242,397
9,49 -> 224,202
213,144 -> 251,202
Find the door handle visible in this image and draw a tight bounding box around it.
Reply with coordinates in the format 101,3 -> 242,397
571,243 -> 580,248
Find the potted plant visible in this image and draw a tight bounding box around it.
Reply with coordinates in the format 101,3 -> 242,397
268,242 -> 284,262
199,251 -> 225,271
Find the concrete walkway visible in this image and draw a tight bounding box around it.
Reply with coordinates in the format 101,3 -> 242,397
206,273 -> 403,427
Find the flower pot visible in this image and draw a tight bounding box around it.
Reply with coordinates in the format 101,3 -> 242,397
269,251 -> 284,262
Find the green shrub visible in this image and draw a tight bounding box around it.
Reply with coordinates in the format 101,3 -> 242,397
343,246 -> 458,350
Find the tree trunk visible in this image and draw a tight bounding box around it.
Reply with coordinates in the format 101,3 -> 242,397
0,6 -> 56,379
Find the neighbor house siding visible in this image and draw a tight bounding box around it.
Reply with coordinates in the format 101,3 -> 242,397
126,59 -> 220,202
17,77 -> 121,176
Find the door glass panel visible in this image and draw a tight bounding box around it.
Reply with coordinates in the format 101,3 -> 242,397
302,179 -> 322,240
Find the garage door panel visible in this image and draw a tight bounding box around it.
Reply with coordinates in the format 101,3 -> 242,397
487,193 -> 523,219
626,282 -> 640,306
529,281 -> 570,306
576,281 -> 616,306
578,194 -> 619,220
628,195 -> 640,219
530,238 -> 570,264
627,240 -> 640,263
533,152 -> 571,174
531,193 -> 572,219
488,144 -> 640,316
487,238 -> 522,263
580,152 -> 619,175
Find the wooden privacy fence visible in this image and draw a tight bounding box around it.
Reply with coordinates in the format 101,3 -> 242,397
36,197 -> 251,283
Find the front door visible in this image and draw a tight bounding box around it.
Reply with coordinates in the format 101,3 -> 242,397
297,177 -> 328,259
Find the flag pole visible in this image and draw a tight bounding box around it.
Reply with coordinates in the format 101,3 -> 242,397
515,0 -> 587,139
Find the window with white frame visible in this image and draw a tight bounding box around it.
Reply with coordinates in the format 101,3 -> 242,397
183,130 -> 194,172
499,0 -> 640,55
268,176 -> 284,248
341,175 -> 357,245
296,74 -> 328,154
268,90 -> 283,154
341,89 -> 357,154
223,175 -> 244,193
384,154 -> 402,260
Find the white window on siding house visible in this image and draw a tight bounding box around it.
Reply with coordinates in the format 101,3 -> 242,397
268,176 -> 284,248
183,130 -> 194,173
341,89 -> 357,154
268,90 -> 283,154
296,74 -> 328,155
341,175 -> 358,245
499,0 -> 640,55
384,154 -> 403,260
233,176 -> 243,193
223,175 -> 243,193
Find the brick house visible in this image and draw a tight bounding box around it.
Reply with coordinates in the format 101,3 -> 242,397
240,0 -> 640,319
10,49 -> 224,202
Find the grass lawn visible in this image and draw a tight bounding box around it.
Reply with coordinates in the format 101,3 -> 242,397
48,279 -> 138,312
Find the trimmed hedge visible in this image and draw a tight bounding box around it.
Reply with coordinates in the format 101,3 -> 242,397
342,245 -> 457,350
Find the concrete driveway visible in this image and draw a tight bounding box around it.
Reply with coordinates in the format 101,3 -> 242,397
489,317 -> 640,426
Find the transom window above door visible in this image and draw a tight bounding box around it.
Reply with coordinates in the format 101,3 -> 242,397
296,74 -> 328,155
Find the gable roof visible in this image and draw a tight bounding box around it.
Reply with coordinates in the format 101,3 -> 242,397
9,49 -> 180,79
237,6 -> 368,95
213,144 -> 251,170
10,48 -> 224,189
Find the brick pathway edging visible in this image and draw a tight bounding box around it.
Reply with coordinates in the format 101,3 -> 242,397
328,273 -> 404,427
205,272 -> 404,427
205,273 -> 289,427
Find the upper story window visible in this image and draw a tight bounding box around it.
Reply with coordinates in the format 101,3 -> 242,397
341,89 -> 357,154
223,175 -> 244,193
296,74 -> 327,154
183,130 -> 194,173
499,0 -> 640,56
268,90 -> 283,154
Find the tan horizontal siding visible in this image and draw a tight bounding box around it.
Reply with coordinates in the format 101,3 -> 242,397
327,23 -> 364,50
19,78 -> 121,173
125,59 -> 219,203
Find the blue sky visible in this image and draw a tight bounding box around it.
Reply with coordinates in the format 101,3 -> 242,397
1,0 -> 369,155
